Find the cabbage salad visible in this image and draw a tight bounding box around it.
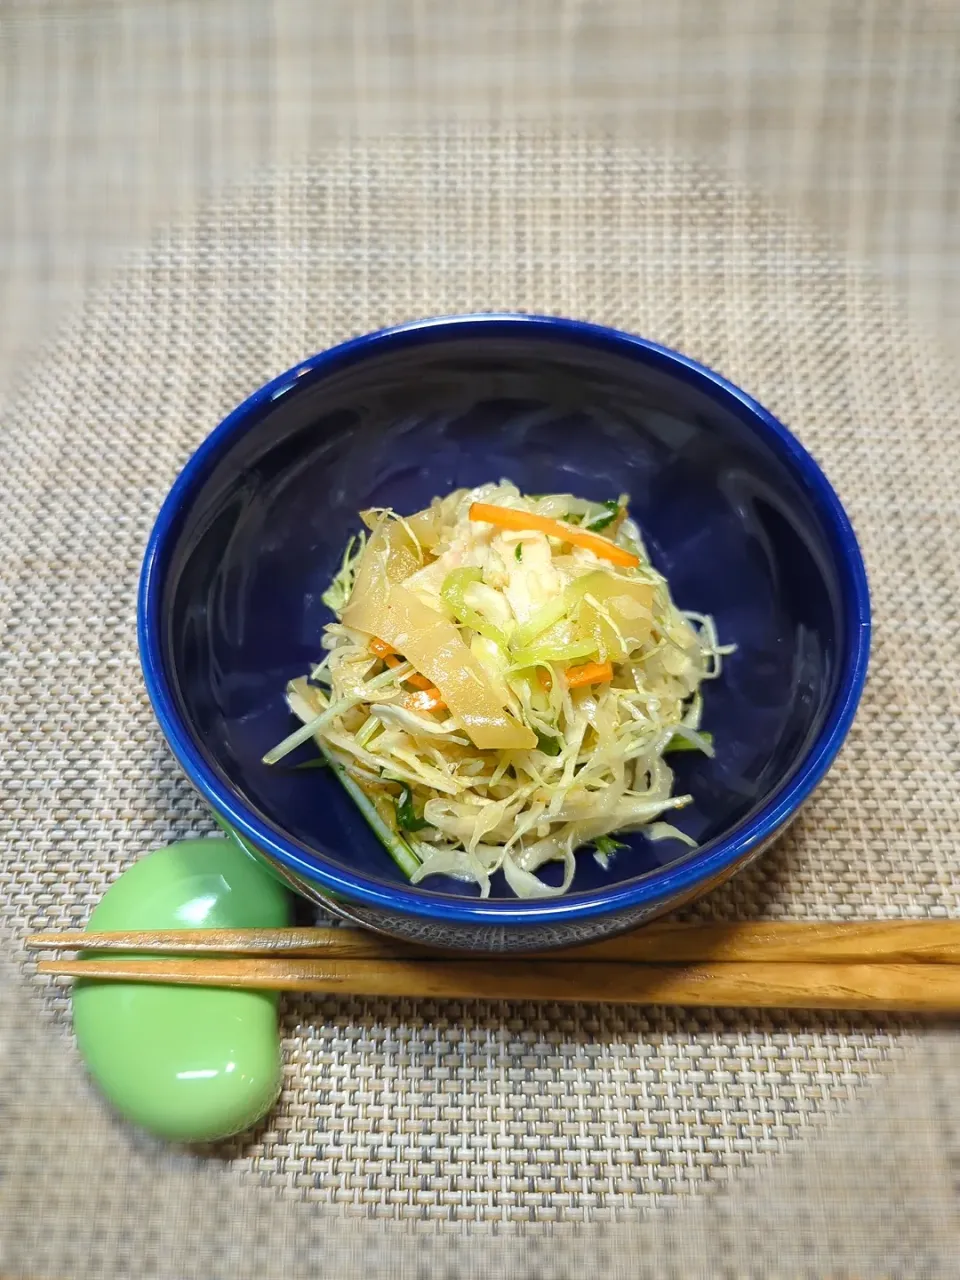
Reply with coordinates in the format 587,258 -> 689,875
264,481 -> 732,899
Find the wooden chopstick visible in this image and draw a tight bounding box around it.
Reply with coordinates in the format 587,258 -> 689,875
24,920 -> 960,964
33,954 -> 960,1011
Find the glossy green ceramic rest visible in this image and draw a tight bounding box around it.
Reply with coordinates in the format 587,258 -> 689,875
72,838 -> 290,1142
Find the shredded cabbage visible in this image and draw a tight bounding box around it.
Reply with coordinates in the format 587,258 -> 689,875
265,480 -> 732,898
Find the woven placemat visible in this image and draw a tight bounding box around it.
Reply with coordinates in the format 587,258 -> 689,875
1,127 -> 959,1278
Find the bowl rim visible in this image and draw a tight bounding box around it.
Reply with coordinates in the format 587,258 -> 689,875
138,312 -> 871,925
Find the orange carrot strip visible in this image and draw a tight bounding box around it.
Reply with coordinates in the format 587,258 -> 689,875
565,660 -> 614,688
369,636 -> 395,658
383,651 -> 434,691
404,687 -> 446,713
468,502 -> 640,569
538,668 -> 553,692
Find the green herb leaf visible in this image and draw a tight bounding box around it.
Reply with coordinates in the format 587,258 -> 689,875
396,785 -> 430,832
534,730 -> 563,756
585,501 -> 621,532
515,543 -> 523,561
665,730 -> 713,754
592,835 -> 629,857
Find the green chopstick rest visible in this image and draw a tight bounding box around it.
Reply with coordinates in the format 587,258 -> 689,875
71,837 -> 290,1142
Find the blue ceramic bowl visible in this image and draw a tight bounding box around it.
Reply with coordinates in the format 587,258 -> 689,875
139,315 -> 869,951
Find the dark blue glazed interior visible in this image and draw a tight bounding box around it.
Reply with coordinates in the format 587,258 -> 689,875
146,316 -> 867,915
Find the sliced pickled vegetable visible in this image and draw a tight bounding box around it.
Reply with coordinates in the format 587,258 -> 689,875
360,584 -> 534,750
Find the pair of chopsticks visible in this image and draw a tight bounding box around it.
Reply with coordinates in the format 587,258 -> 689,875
25,920 -> 960,1012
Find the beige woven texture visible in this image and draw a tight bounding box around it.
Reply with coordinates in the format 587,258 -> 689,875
2,4 -> 960,1278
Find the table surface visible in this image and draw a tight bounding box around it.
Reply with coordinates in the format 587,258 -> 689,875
2,4 -> 960,1278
